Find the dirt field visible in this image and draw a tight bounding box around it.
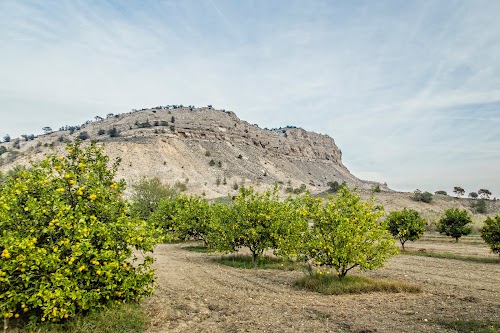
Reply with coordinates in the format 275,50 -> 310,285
142,237 -> 500,333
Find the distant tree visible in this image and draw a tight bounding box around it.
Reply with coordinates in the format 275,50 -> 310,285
435,190 -> 447,196
453,186 -> 465,198
106,113 -> 114,119
42,127 -> 52,134
130,177 -> 178,219
386,208 -> 426,250
3,134 -> 10,142
471,198 -> 487,214
481,215 -> 500,256
437,208 -> 472,242
468,192 -> 478,199
478,189 -> 492,199
94,116 -> 103,122
21,134 -> 29,141
27,134 -> 35,141
12,139 -> 20,149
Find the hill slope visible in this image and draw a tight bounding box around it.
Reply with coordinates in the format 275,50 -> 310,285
0,106 -> 376,198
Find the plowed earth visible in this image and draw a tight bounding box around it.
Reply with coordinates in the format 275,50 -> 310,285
142,237 -> 500,333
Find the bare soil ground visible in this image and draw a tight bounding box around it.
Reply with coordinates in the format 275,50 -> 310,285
141,237 -> 500,333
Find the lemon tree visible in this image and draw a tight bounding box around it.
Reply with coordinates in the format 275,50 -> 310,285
481,215 -> 500,256
208,187 -> 309,262
0,140 -> 157,323
297,187 -> 397,278
386,208 -> 426,250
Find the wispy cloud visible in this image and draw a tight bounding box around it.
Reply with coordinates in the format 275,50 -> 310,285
1,0 -> 499,197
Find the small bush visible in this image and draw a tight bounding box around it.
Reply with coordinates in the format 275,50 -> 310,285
372,184 -> 381,193
97,129 -> 106,136
208,159 -> 216,166
411,189 -> 433,203
77,131 -> 90,140
435,190 -> 447,196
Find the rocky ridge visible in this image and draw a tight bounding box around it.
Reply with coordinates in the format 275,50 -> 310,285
0,106 -> 380,198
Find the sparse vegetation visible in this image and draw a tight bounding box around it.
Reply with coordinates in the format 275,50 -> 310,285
471,198 -> 487,213
435,190 -> 447,196
295,274 -> 420,295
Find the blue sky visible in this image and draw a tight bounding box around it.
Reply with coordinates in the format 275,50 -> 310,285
1,0 -> 499,197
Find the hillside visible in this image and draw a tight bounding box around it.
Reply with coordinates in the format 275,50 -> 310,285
0,106 -> 377,198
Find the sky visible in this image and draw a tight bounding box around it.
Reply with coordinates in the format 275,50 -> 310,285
1,0 -> 499,197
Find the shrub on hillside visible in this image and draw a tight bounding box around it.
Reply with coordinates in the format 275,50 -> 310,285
0,140 -> 157,324
411,189 -> 433,203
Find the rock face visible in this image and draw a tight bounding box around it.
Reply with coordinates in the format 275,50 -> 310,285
0,107 -> 378,198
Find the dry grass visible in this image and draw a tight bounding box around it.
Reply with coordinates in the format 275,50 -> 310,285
294,274 -> 421,295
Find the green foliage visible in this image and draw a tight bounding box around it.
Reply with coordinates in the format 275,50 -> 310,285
0,140 -> 157,323
386,208 -> 426,250
481,215 -> 500,256
215,254 -> 297,270
469,192 -> 479,199
3,134 -> 11,142
77,131 -> 90,140
0,146 -> 7,156
371,184 -> 381,193
208,159 -> 216,166
207,187 -> 309,262
294,187 -> 398,278
478,189 -> 492,199
411,189 -> 433,203
17,302 -> 148,333
170,195 -> 212,244
437,208 -> 472,242
453,186 -> 465,198
295,274 -> 420,295
174,181 -> 187,192
97,129 -> 106,136
326,181 -> 340,193
435,190 -> 447,196
107,128 -> 119,137
129,177 -> 178,219
471,198 -> 487,213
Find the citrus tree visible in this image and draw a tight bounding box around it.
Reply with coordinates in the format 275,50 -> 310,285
296,186 -> 397,278
386,208 -> 426,250
481,215 -> 500,256
0,140 -> 157,323
437,208 -> 472,242
208,187 -> 309,263
170,195 -> 213,245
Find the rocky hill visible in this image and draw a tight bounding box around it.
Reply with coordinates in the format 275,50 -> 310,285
0,106 -> 379,198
